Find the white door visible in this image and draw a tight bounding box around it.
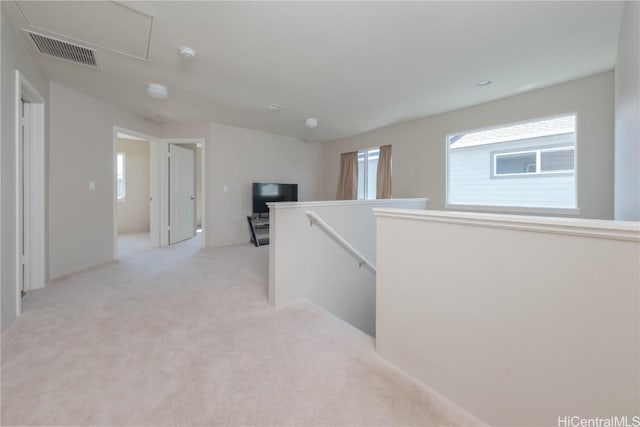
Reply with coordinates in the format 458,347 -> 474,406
19,99 -> 26,295
169,144 -> 196,244
19,100 -> 33,294
149,140 -> 160,247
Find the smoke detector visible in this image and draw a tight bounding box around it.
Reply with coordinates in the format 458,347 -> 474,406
305,118 -> 319,128
147,83 -> 168,99
179,47 -> 197,60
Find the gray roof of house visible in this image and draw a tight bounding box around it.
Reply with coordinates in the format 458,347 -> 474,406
450,115 -> 575,149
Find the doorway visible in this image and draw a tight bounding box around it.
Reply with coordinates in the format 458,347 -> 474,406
165,140 -> 205,246
15,71 -> 46,316
115,131 -> 153,257
112,131 -> 206,259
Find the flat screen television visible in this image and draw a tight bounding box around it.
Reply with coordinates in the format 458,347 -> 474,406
252,182 -> 298,215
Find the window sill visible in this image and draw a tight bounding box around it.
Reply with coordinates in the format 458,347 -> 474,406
118,198 -> 127,203
445,203 -> 580,216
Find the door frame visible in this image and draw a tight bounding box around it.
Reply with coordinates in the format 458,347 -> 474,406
112,132 -> 206,257
15,71 -> 46,316
112,127 -> 161,259
161,139 -> 206,248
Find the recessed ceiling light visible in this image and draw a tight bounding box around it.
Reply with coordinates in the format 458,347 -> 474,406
179,46 -> 197,60
267,104 -> 283,112
147,83 -> 168,99
517,83 -> 537,92
476,80 -> 492,87
153,113 -> 173,122
305,118 -> 319,128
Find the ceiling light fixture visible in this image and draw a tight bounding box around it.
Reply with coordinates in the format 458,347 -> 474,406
476,80 -> 492,87
147,83 -> 168,99
517,83 -> 537,92
267,104 -> 283,112
179,46 -> 197,60
153,113 -> 173,122
305,117 -> 319,128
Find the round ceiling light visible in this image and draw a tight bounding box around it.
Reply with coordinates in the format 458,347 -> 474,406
179,46 -> 197,60
267,104 -> 283,112
147,83 -> 168,99
305,117 -> 319,128
153,113 -> 173,122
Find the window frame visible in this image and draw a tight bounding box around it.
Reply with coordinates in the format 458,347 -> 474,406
491,144 -> 576,179
116,152 -> 126,200
357,147 -> 380,200
445,112 -> 580,215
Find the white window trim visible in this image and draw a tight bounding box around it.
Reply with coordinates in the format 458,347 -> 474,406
445,203 -> 581,216
445,112 -> 580,215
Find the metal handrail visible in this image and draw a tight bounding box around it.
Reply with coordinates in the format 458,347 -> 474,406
305,211 -> 376,275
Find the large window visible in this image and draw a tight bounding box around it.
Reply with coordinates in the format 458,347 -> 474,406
447,114 -> 577,212
116,152 -> 125,200
357,147 -> 379,199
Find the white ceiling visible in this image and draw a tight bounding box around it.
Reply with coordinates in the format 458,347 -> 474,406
2,1 -> 624,141
15,1 -> 153,60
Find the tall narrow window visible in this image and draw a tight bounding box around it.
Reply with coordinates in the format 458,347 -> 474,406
357,147 -> 379,200
116,152 -> 125,200
447,114 -> 577,211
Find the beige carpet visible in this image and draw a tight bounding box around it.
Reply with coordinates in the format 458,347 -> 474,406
1,234 -> 484,426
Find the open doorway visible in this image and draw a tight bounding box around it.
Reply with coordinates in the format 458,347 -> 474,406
164,140 -> 205,245
169,142 -> 204,239
115,131 -> 153,258
15,71 -> 46,316
113,131 -> 206,259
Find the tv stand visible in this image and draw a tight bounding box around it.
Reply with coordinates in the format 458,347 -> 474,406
247,214 -> 269,247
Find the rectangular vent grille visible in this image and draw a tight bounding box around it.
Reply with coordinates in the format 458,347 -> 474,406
26,31 -> 98,68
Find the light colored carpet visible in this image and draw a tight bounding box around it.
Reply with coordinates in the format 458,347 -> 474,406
117,231 -> 154,258
2,235 -> 484,426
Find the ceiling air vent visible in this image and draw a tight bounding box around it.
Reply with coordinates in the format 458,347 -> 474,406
25,31 -> 98,68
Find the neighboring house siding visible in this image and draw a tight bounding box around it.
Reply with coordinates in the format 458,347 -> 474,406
449,135 -> 575,208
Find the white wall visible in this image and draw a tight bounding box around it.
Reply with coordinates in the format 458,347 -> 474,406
116,138 -> 150,234
207,122 -> 324,247
48,82 -> 161,279
269,198 -> 428,336
323,72 -> 615,219
614,1 -> 640,221
161,121 -> 325,247
1,15 -> 49,331
375,209 -> 640,426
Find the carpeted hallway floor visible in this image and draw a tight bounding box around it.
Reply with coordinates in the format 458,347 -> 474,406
1,234 -> 483,426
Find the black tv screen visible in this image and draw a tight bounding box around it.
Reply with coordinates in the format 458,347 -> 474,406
252,183 -> 298,214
